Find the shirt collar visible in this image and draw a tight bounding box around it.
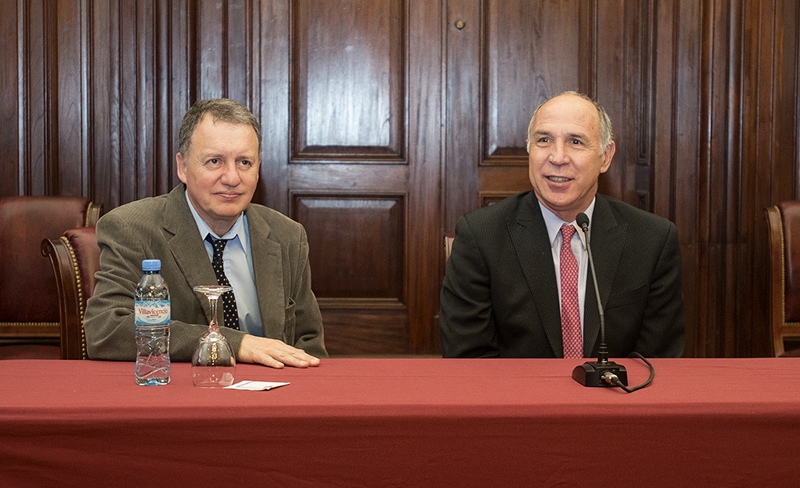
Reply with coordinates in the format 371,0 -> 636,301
185,191 -> 250,255
538,197 -> 596,249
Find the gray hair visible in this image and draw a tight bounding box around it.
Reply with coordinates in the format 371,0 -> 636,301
178,98 -> 262,157
526,91 -> 613,154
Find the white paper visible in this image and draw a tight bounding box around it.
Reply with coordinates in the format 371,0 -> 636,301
224,380 -> 290,391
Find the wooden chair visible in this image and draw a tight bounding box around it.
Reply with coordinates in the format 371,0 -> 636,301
0,196 -> 101,358
41,227 -> 101,359
765,202 -> 800,356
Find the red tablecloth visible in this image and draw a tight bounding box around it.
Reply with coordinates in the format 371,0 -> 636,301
1,358 -> 799,487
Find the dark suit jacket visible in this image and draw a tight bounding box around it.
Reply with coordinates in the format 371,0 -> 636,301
439,191 -> 685,358
84,185 -> 327,361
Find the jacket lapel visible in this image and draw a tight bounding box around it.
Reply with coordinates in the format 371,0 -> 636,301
245,207 -> 286,340
582,195 -> 625,356
160,187 -> 287,337
508,194 -> 564,356
162,186 -> 219,321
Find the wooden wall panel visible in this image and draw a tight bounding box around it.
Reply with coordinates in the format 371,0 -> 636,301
88,0 -> 117,206
733,0 -> 767,358
321,308 -> 409,356
647,0 -> 800,357
17,0 -> 57,196
292,193 -> 405,301
155,0 -> 191,196
651,0 -> 703,358
444,0 -> 481,227
0,1 -> 20,196
705,0 -> 739,358
403,0 -> 442,352
593,0 -> 634,204
738,0 -> 800,357
286,0 -> 442,355
196,0 -> 253,102
3,0 -> 800,358
87,0 -> 178,207
254,0 -> 291,215
55,0 -> 86,197
291,0 -> 404,160
483,0 -> 582,164
197,0 -> 225,100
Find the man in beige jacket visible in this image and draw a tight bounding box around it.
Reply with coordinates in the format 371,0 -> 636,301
84,98 -> 326,368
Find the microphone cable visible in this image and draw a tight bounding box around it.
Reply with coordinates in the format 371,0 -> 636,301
601,352 -> 655,393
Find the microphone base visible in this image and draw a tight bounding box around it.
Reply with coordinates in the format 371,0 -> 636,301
572,361 -> 628,387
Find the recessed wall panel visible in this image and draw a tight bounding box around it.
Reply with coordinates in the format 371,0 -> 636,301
292,0 -> 405,160
292,193 -> 405,302
483,0 -> 583,165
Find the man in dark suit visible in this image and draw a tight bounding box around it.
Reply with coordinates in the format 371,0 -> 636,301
439,91 -> 685,358
84,98 -> 326,368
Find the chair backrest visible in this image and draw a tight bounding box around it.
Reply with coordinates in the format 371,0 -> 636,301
0,196 -> 101,340
41,227 -> 101,359
765,201 -> 800,356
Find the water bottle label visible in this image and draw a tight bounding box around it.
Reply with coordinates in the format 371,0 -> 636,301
135,300 -> 171,325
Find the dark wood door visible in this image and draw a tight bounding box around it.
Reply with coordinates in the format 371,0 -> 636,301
256,1 -> 443,355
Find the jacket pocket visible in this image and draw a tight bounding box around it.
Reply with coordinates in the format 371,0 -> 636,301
604,281 -> 648,310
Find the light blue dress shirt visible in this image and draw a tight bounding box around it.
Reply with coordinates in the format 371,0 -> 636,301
539,198 -> 596,335
185,194 -> 264,336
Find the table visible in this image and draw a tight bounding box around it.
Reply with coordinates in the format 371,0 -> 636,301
1,358 -> 799,487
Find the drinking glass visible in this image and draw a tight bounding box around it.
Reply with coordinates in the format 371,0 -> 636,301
192,285 -> 236,387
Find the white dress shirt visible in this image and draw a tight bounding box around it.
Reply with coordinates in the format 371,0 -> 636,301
538,198 -> 596,335
185,194 -> 264,336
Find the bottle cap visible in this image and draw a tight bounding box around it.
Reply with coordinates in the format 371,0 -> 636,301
142,259 -> 161,271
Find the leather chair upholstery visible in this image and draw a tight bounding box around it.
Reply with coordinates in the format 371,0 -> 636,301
0,196 -> 101,352
41,227 -> 101,359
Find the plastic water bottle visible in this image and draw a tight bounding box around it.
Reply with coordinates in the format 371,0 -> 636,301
134,259 -> 171,386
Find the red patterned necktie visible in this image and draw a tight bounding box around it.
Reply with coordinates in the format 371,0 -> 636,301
560,225 -> 582,358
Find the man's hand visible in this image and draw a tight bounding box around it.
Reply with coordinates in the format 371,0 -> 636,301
238,334 -> 321,369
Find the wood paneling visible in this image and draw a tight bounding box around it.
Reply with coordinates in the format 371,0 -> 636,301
291,0 -> 404,160
316,308 -> 409,356
286,0 -> 441,354
0,0 -> 19,196
483,0 -> 583,164
2,0 -> 800,358
292,193 -> 405,301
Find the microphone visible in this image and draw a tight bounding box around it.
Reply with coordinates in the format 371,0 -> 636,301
571,212 -> 628,387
